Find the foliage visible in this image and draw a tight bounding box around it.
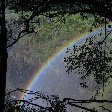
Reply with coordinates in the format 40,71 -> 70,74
7,12 -> 106,63
64,27 -> 112,87
5,88 -> 106,112
9,0 -> 112,20
6,0 -> 112,48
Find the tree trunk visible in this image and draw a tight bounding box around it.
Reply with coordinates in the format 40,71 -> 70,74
0,0 -> 8,111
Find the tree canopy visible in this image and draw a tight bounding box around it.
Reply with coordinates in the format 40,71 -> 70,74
5,0 -> 112,48
9,0 -> 112,20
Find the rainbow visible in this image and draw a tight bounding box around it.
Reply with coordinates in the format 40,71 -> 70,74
19,34 -> 85,100
20,25 -> 111,100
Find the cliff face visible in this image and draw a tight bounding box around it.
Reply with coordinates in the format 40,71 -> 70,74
7,37 -> 41,90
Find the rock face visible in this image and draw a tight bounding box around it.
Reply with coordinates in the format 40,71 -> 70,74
23,25 -> 112,111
